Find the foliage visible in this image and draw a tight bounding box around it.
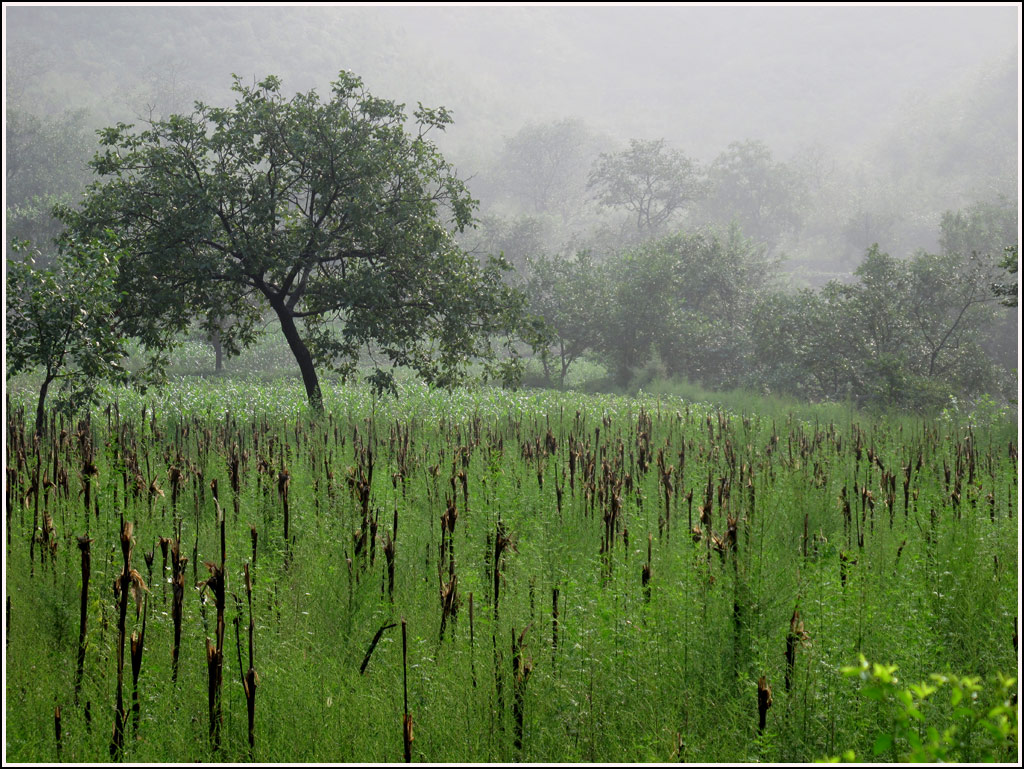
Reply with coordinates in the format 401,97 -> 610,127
601,226 -> 777,388
703,139 -> 805,251
494,118 -> 604,224
4,234 -> 160,433
463,214 -> 555,277
5,107 -> 95,251
938,197 -> 1018,262
588,138 -> 704,233
992,245 -> 1018,309
823,656 -> 1018,763
750,286 -> 858,401
752,243 -> 1007,410
63,72 -> 528,409
524,252 -> 612,387
4,373 -> 1017,763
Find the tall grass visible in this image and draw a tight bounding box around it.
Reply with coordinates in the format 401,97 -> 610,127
3,372 -> 1017,762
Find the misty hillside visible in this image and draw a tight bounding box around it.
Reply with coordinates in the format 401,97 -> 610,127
5,5 -> 1019,409
6,6 -> 1017,156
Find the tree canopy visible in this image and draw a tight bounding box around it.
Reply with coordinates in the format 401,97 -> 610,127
525,252 -> 611,387
588,139 -> 704,234
703,140 -> 805,250
6,234 -> 150,433
64,72 -> 526,409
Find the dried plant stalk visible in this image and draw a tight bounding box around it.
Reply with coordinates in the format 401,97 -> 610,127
74,535 -> 92,704
110,520 -> 146,759
757,676 -> 772,734
511,625 -> 533,752
130,596 -> 147,736
402,618 -> 413,763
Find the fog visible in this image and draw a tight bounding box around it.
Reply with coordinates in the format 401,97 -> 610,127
4,5 -> 1020,407
7,5 -> 1017,257
6,6 -> 1015,151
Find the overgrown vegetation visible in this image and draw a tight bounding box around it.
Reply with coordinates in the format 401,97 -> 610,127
3,15 -> 1019,762
4,376 -> 1017,762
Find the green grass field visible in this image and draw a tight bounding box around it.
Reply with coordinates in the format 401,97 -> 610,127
3,374 -> 1018,763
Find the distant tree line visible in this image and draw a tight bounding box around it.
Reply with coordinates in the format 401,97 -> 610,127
5,65 -> 1019,419
524,199 -> 1017,411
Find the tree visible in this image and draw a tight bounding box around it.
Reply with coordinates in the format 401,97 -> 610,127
767,245 -> 1003,409
496,118 -> 604,223
905,249 -> 1002,384
6,235 -> 147,434
588,139 -> 704,233
938,197 -> 1017,261
703,140 -> 805,251
938,199 -> 1018,385
525,252 -> 611,387
600,226 -> 777,389
464,214 -> 553,277
992,246 -> 1018,308
6,107 -> 95,253
750,288 -> 854,401
844,246 -> 913,361
64,73 -> 526,409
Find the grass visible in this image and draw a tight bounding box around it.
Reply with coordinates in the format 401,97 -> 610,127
3,353 -> 1019,763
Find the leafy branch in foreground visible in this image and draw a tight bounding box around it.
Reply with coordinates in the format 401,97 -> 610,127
820,656 -> 1018,763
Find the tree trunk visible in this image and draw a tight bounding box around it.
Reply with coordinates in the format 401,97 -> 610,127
270,302 -> 324,412
210,328 -> 224,373
35,374 -> 53,436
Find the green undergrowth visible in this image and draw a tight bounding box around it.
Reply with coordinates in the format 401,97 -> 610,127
4,374 -> 1018,763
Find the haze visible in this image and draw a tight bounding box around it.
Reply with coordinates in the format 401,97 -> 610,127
4,4 -> 1020,406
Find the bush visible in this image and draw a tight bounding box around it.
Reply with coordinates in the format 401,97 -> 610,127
823,656 -> 1018,763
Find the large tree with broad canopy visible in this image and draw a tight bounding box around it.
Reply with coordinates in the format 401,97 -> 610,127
64,72 -> 525,409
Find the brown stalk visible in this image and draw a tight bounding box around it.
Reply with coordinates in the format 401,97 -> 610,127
784,607 -> 810,693
170,534 -> 187,683
839,551 -> 857,588
234,562 -> 259,758
893,538 -> 907,576
110,520 -> 146,759
278,467 -> 290,546
469,592 -> 477,688
202,499 -> 228,751
74,535 -> 93,705
551,586 -> 559,667
360,622 -> 398,675
402,618 -> 413,763
143,546 -> 155,603
130,595 -> 148,736
642,534 -> 652,603
511,625 -> 534,752
757,676 -> 772,734
383,533 -> 396,602
55,704 -> 62,759
158,537 -> 170,605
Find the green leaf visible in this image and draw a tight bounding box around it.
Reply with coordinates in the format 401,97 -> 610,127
872,733 -> 893,755
862,685 -> 884,701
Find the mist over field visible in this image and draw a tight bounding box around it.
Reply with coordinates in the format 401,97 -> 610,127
4,4 -> 1021,407
3,7 -> 1021,766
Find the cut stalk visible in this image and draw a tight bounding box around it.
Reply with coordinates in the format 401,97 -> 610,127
402,618 -> 413,763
